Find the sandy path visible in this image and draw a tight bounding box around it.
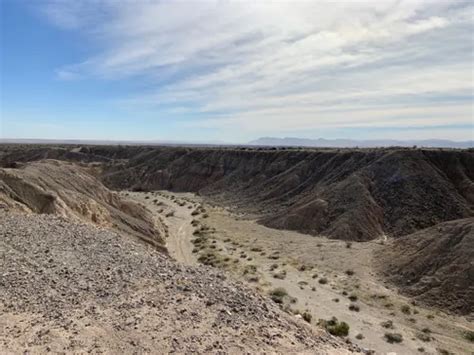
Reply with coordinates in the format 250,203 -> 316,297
120,191 -> 197,266
166,207 -> 195,265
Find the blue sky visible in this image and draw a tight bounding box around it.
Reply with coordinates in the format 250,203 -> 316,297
1,0 -> 473,143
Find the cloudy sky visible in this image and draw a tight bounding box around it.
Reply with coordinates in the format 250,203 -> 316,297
1,0 -> 473,142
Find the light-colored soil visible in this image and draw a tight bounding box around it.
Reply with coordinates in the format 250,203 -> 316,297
121,191 -> 198,266
127,190 -> 474,355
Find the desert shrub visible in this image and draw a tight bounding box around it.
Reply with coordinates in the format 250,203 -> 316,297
345,269 -> 355,276
250,247 -> 262,252
418,347 -> 425,352
349,304 -> 360,312
380,320 -> 394,329
165,211 -> 174,217
346,242 -> 352,248
269,263 -> 278,271
312,273 -> 318,279
416,333 -> 431,342
269,287 -> 288,304
384,332 -> 403,343
355,333 -> 364,340
401,305 -> 411,315
298,264 -> 308,271
348,294 -> 358,302
302,311 -> 312,323
246,275 -> 259,283
202,213 -> 209,218
318,277 -> 328,284
319,317 -> 350,337
191,210 -> 200,216
437,348 -> 454,355
332,298 -> 340,303
463,330 -> 474,342
273,270 -> 287,279
243,264 -> 257,275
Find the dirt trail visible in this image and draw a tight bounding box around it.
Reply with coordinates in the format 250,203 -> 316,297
121,191 -> 197,266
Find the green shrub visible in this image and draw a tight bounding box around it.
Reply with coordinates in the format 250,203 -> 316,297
349,304 -> 360,312
319,317 -> 350,337
269,287 -> 288,304
302,311 -> 312,323
380,320 -> 394,329
416,333 -> 431,342
463,330 -> 474,342
401,305 -> 411,315
384,332 -> 403,343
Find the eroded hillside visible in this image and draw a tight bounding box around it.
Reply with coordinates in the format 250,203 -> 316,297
0,159 -> 165,250
7,145 -> 470,241
376,218 -> 474,315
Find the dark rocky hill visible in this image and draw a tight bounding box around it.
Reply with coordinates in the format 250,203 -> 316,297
1,145 -> 472,241
375,218 -> 474,315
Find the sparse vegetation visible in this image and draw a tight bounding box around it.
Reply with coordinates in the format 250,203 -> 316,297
462,330 -> 474,342
348,294 -> 358,302
401,304 -> 411,315
302,311 -> 312,323
416,333 -> 431,342
384,332 -> 403,343
380,320 -> 394,329
269,287 -> 288,304
319,317 -> 350,337
348,304 -> 360,312
273,270 -> 287,280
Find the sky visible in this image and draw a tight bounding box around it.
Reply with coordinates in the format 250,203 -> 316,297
1,0 -> 473,143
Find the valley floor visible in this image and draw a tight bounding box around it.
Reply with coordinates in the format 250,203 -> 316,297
124,190 -> 474,355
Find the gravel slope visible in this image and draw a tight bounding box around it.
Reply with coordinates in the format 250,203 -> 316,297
0,212 -> 357,354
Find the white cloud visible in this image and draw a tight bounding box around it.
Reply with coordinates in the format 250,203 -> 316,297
42,0 -> 473,137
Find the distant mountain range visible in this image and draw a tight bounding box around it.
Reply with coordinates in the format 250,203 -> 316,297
249,137 -> 473,149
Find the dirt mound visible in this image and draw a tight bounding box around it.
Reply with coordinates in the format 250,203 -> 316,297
0,159 -> 165,249
375,218 -> 474,315
0,212 -> 356,354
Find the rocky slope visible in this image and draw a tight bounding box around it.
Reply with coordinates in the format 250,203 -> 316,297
0,212 -> 356,354
0,159 -> 165,250
376,218 -> 474,316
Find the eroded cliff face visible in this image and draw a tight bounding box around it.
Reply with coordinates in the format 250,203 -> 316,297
96,147 -> 472,241
0,159 -> 165,250
1,145 -> 473,241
